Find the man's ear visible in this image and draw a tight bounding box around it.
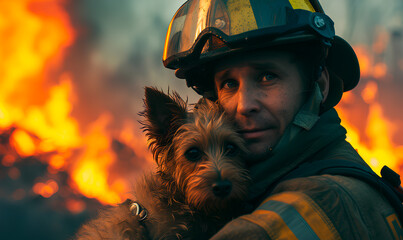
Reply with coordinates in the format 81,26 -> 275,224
317,67 -> 330,103
140,87 -> 187,150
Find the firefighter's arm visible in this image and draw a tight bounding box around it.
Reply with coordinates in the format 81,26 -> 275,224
210,191 -> 342,240
209,217 -> 270,240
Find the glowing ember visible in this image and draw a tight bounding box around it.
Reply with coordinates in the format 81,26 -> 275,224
33,179 -> 59,198
49,154 -> 66,170
1,155 -> 16,167
8,167 -> 21,180
66,199 -> 86,214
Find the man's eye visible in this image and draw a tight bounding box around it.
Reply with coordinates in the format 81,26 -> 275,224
261,73 -> 277,82
221,79 -> 238,89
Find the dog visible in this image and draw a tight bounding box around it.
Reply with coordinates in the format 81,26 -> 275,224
75,87 -> 251,240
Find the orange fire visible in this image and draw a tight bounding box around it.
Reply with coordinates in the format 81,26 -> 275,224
0,0 -> 151,208
353,45 -> 388,80
336,46 -> 403,176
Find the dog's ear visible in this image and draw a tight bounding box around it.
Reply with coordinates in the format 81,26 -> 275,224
140,87 -> 187,150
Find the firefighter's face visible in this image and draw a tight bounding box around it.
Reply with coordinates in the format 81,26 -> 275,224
214,50 -> 308,162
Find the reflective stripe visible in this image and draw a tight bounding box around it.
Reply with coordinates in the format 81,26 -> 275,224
242,192 -> 341,240
226,0 -> 258,35
386,213 -> 403,239
241,210 -> 298,239
289,0 -> 315,12
226,0 -> 314,36
261,200 -> 320,240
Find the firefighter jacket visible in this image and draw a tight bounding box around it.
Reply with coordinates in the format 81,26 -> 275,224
210,108 -> 403,240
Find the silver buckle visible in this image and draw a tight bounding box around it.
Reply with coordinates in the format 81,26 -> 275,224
129,202 -> 148,222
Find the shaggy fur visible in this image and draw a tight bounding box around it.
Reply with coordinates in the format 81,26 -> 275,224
75,87 -> 251,240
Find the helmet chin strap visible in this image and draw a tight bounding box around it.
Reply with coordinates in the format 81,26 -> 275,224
269,82 -> 323,156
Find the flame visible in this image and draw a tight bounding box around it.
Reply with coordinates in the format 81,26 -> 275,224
0,0 -> 74,120
353,45 -> 389,80
10,129 -> 37,157
336,46 -> 403,176
336,83 -> 398,174
0,0 -> 151,206
0,0 -> 78,151
71,114 -> 122,204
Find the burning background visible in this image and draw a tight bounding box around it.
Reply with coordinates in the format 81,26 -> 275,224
0,0 -> 402,239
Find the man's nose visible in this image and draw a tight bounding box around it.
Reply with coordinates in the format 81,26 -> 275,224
237,83 -> 260,116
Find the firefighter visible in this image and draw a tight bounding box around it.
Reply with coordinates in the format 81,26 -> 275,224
163,0 -> 403,239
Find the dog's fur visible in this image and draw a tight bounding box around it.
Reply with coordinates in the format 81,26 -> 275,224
75,87 -> 250,240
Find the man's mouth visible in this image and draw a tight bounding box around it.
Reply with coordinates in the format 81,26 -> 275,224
238,128 -> 273,140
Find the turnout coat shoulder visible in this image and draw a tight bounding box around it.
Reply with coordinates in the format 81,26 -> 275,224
211,173 -> 401,240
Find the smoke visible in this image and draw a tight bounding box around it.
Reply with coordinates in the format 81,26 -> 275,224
322,0 -> 403,44
60,0 -> 403,133
63,0 -> 198,131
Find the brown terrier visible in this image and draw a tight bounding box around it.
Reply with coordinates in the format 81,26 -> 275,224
75,87 -> 250,240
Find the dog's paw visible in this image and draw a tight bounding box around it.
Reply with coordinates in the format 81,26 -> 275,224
75,200 -> 151,240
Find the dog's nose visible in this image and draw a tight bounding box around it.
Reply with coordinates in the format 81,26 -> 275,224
212,180 -> 232,198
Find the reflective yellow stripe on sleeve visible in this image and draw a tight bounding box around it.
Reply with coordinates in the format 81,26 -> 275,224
240,192 -> 341,240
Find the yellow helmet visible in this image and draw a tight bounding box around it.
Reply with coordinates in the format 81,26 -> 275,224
162,0 -> 360,109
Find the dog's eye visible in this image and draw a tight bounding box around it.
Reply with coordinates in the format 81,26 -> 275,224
225,143 -> 239,156
185,147 -> 203,162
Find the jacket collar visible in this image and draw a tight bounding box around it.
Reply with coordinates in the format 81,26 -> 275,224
247,108 -> 347,201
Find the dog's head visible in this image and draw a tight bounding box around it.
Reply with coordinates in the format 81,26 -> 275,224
141,87 -> 250,214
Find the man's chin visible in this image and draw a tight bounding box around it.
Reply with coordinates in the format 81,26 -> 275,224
243,144 -> 273,164
241,134 -> 281,163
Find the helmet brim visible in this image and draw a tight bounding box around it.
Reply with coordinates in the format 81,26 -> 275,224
327,35 -> 360,92
322,35 -> 360,110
